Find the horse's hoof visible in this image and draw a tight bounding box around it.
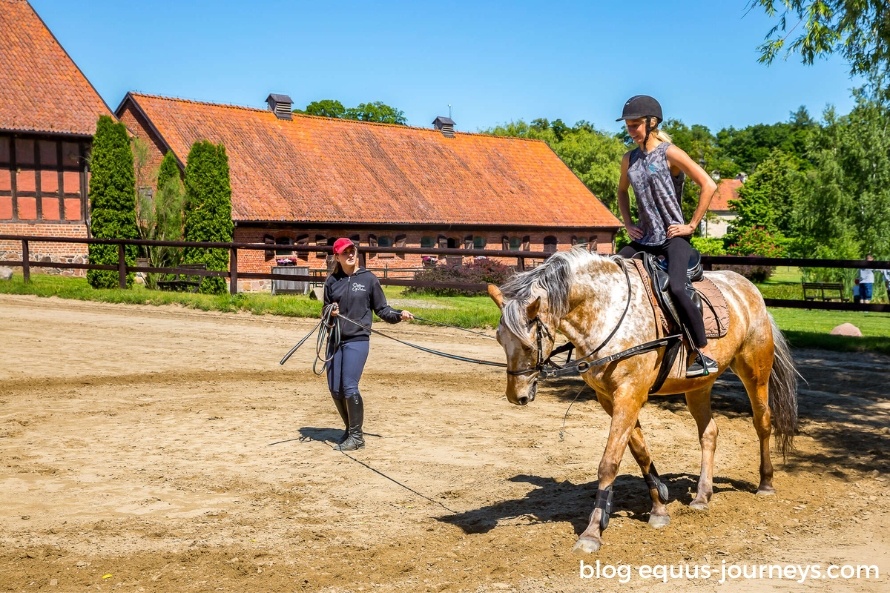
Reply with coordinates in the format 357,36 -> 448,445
756,487 -> 776,497
648,514 -> 670,528
689,500 -> 709,511
572,536 -> 602,554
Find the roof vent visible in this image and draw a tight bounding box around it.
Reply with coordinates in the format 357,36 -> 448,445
433,116 -> 455,138
266,94 -> 293,120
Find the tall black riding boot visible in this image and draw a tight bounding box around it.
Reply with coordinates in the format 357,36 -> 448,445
331,396 -> 349,444
336,393 -> 365,451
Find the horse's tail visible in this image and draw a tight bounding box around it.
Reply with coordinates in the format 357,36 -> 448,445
768,313 -> 799,457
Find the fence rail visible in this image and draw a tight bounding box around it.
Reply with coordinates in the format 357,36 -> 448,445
1,234 -> 888,312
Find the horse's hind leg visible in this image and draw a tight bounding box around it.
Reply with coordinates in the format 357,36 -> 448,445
732,349 -> 775,495
685,386 -> 718,510
597,395 -> 670,527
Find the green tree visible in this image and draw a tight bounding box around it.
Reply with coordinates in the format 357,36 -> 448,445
794,96 -> 890,259
344,101 -> 407,124
296,99 -> 347,118
715,109 -> 816,175
751,0 -> 890,95
136,151 -> 185,289
87,115 -> 139,289
727,148 -> 804,239
183,141 -> 233,294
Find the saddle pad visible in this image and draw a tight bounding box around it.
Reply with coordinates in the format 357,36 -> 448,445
627,259 -> 670,336
694,276 -> 729,339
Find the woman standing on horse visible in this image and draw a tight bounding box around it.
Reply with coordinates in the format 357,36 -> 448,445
615,95 -> 718,377
324,238 -> 413,451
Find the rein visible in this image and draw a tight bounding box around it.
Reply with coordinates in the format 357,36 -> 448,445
280,259 -> 677,380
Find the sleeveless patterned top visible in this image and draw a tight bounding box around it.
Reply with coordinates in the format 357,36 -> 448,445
626,142 -> 685,246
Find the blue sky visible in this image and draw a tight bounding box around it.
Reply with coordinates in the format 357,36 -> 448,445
31,0 -> 860,134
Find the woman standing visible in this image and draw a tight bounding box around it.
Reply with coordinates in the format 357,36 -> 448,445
615,95 -> 718,377
324,238 -> 413,451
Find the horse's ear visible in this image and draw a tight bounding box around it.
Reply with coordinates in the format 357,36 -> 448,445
526,296 -> 541,321
487,284 -> 504,310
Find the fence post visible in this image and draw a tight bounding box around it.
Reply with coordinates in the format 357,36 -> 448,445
229,247 -> 238,295
118,244 -> 127,288
22,239 -> 30,283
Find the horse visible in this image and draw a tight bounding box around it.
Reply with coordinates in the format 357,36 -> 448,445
487,247 -> 798,554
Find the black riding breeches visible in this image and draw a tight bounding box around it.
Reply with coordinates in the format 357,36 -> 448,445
619,238 -> 707,348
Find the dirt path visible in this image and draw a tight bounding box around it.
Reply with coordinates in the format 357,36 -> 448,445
1,294 -> 888,592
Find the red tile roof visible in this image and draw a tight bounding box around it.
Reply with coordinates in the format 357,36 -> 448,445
0,0 -> 112,136
119,92 -> 621,228
710,178 -> 742,211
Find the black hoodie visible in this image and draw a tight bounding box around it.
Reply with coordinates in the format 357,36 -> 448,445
323,268 -> 403,342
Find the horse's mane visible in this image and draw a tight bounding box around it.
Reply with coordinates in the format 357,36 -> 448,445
499,247 -> 604,347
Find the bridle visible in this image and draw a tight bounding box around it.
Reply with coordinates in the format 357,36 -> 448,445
504,257 -> 680,380
506,316 -> 556,377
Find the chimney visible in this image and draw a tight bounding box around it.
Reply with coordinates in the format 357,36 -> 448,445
266,94 -> 293,120
433,116 -> 455,138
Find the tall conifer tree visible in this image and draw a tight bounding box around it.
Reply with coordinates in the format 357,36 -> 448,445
183,141 -> 233,294
87,115 -> 139,289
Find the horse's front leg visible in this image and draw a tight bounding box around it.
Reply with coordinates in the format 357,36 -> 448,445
685,386 -> 718,509
596,394 -> 670,528
573,389 -> 646,554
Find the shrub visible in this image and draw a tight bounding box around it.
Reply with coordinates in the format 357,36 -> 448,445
722,226 -> 787,282
406,258 -> 515,296
691,236 -> 726,255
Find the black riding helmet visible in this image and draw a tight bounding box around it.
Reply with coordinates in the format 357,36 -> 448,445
616,95 -> 663,123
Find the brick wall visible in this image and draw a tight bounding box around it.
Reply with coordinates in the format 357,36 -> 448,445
0,222 -> 89,276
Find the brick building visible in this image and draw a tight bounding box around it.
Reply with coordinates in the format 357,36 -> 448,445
0,0 -> 114,268
116,92 -> 621,290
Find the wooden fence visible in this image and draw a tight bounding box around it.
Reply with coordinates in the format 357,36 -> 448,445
1,234 -> 888,312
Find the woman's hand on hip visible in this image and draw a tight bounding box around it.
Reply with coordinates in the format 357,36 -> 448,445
626,224 -> 643,240
666,223 -> 694,239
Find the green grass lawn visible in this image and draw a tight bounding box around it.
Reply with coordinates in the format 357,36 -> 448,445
1,272 -> 888,354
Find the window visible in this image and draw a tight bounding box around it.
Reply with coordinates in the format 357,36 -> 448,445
473,236 -> 487,249
588,236 -> 599,252
501,236 -> 509,250
420,236 -> 435,248
378,235 -> 394,258
295,234 -> 309,261
509,237 -> 521,250
275,237 -> 294,256
263,234 -> 275,260
315,234 -> 327,258
394,234 -> 407,259
543,235 -> 557,253
463,235 -> 473,249
521,236 -> 530,250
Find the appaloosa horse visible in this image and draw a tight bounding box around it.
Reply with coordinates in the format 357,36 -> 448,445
488,247 -> 798,553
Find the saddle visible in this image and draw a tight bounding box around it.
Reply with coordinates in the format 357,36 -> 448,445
625,252 -> 729,392
629,251 -> 728,340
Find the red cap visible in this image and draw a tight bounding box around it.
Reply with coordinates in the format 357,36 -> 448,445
332,237 -> 356,254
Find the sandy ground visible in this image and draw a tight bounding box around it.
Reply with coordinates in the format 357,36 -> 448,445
0,293 -> 888,593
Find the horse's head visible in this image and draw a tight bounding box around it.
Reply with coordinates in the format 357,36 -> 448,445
488,284 -> 557,406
